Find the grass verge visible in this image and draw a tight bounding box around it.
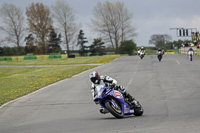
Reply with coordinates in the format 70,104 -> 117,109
0,65 -> 97,106
0,55 -> 120,65
0,55 -> 121,106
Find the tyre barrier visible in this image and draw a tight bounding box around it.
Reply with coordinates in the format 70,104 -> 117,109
24,56 -> 37,60
0,55 -> 73,61
49,55 -> 61,59
0,57 -> 12,61
68,55 -> 75,58
37,55 -> 49,59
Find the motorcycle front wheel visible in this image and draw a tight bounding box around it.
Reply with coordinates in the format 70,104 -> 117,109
158,56 -> 162,61
105,101 -> 124,118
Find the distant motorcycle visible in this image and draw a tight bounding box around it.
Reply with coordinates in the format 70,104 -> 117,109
93,85 -> 143,118
157,51 -> 163,61
188,51 -> 193,61
140,51 -> 145,59
137,50 -> 140,56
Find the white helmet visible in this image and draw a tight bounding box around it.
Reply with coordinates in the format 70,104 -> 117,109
89,71 -> 100,84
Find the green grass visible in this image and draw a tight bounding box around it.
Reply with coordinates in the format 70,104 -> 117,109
0,55 -> 121,106
196,49 -> 200,56
145,49 -> 157,55
145,49 -> 180,55
0,66 -> 96,106
0,55 -> 120,65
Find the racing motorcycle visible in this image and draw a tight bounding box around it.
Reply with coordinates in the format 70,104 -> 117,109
157,51 -> 163,61
93,85 -> 143,118
140,51 -> 145,59
137,50 -> 140,56
188,51 -> 193,61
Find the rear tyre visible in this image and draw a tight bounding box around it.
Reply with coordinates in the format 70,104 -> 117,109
105,101 -> 124,118
190,55 -> 192,61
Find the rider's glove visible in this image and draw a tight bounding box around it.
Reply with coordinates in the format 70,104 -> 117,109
110,83 -> 116,89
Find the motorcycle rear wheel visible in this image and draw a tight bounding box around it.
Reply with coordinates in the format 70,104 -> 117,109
133,103 -> 144,116
105,101 -> 124,118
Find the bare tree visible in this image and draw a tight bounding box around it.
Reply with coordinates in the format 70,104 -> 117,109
149,34 -> 172,48
0,3 -> 25,55
26,3 -> 53,54
91,1 -> 137,53
52,0 -> 80,56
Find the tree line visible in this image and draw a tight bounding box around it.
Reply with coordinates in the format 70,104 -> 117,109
149,34 -> 191,50
0,1 -> 137,56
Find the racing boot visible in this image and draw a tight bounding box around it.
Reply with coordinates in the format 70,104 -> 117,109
125,93 -> 140,109
116,86 -> 140,109
99,107 -> 109,114
131,100 -> 140,108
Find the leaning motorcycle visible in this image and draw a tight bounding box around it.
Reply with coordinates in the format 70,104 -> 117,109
140,51 -> 145,59
93,85 -> 143,118
157,51 -> 163,61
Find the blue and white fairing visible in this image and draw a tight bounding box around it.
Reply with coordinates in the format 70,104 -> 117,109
93,85 -> 134,115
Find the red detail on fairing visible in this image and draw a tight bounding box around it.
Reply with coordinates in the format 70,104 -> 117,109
114,91 -> 122,97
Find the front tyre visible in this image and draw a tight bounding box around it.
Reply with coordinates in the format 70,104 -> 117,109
158,55 -> 162,62
105,101 -> 124,118
133,103 -> 144,116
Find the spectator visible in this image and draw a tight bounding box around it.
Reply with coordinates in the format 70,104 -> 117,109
197,43 -> 200,49
194,40 -> 197,46
190,43 -> 194,47
184,43 -> 189,47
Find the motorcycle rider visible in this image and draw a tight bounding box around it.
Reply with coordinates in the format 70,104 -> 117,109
157,48 -> 164,55
140,47 -> 145,55
137,48 -> 141,55
89,71 -> 139,114
187,47 -> 195,55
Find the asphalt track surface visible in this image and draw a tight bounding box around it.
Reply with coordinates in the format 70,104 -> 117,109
0,54 -> 200,133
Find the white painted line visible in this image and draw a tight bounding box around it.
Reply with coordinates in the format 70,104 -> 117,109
176,60 -> 180,64
126,71 -> 137,90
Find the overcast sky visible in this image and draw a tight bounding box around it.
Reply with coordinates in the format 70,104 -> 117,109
0,0 -> 200,47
